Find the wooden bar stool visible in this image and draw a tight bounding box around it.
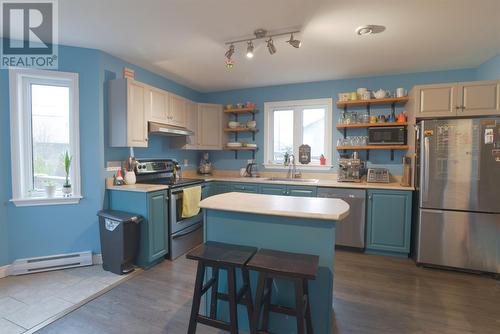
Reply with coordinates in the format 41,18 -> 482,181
247,249 -> 319,334
186,241 -> 258,334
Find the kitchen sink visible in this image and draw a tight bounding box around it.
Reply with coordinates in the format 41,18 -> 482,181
263,177 -> 319,183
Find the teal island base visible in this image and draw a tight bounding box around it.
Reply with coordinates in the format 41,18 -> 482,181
202,208 -> 338,334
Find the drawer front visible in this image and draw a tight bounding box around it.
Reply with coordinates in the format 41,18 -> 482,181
287,185 -> 317,197
231,183 -> 259,193
260,184 -> 287,195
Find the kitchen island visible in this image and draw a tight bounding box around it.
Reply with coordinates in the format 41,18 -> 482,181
198,192 -> 350,334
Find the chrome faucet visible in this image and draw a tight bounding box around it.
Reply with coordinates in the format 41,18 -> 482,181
287,154 -> 302,179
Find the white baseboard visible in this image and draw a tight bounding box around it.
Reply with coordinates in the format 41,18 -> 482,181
0,265 -> 10,279
92,253 -> 103,265
0,253 -> 102,278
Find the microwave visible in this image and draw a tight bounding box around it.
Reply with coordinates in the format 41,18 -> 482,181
368,126 -> 406,145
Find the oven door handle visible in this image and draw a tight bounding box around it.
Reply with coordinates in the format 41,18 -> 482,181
172,223 -> 203,240
171,184 -> 206,195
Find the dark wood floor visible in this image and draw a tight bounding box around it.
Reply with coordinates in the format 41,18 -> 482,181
37,251 -> 500,334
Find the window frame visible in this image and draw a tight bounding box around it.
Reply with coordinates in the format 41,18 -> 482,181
9,68 -> 82,206
263,98 -> 333,170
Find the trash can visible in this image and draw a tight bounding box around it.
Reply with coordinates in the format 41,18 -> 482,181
97,210 -> 142,275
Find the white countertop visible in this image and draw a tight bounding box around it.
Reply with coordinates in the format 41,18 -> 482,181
107,183 -> 169,192
199,192 -> 350,221
193,175 -> 414,191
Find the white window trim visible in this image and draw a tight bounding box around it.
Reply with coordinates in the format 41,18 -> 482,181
9,68 -> 82,206
263,98 -> 333,171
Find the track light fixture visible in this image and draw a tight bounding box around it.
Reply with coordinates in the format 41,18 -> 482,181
266,38 -> 276,55
223,28 -> 301,66
246,41 -> 254,58
287,33 -> 301,48
225,44 -> 235,59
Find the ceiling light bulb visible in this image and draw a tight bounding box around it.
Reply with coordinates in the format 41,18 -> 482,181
246,41 -> 254,58
267,38 -> 276,55
287,33 -> 301,48
225,44 -> 235,59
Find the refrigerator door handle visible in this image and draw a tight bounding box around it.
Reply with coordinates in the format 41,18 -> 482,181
423,136 -> 430,202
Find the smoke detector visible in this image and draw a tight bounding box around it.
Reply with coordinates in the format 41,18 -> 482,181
355,25 -> 386,36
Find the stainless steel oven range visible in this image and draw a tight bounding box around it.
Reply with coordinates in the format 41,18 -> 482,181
135,159 -> 205,260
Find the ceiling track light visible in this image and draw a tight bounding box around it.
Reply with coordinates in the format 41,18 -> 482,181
225,44 -> 235,59
246,41 -> 254,58
287,33 -> 301,49
223,28 -> 301,65
267,38 -> 276,55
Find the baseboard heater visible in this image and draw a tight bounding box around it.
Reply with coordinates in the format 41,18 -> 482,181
9,251 -> 93,276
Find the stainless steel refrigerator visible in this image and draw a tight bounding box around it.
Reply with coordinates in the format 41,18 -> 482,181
415,117 -> 500,274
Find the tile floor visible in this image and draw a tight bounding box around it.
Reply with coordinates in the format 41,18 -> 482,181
0,265 -> 130,334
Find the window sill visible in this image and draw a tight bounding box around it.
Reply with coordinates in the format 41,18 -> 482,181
10,195 -> 83,207
263,164 -> 333,171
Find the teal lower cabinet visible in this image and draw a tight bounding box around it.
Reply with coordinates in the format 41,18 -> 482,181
108,189 -> 168,268
365,189 -> 412,258
206,181 -> 232,196
260,184 -> 287,195
230,182 -> 259,193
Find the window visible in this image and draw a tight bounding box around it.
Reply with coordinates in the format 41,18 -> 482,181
9,68 -> 81,206
264,98 -> 332,168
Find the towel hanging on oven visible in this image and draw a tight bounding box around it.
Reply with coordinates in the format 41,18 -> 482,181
181,186 -> 202,218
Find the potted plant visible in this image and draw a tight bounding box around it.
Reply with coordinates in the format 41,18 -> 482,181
62,151 -> 72,196
44,181 -> 56,198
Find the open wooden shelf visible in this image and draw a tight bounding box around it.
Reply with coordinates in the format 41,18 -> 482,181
336,122 -> 407,128
336,97 -> 409,107
224,107 -> 257,114
337,145 -> 409,150
224,146 -> 258,151
224,127 -> 259,132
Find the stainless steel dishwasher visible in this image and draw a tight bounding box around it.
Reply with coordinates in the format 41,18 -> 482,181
317,187 -> 366,249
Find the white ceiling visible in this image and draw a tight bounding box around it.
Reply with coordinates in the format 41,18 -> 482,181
56,0 -> 500,92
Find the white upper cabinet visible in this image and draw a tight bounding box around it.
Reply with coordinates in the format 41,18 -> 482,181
168,93 -> 187,127
459,81 -> 500,116
170,102 -> 223,150
414,80 -> 500,118
148,87 -> 169,123
109,79 -> 148,147
416,83 -> 458,118
197,103 -> 223,150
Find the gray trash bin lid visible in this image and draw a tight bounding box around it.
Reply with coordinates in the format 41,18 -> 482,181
97,210 -> 143,223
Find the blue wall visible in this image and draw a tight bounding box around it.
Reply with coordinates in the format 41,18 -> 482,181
0,73 -> 9,267
201,68 -> 476,174
0,44 -> 204,266
2,46 -> 104,263
476,54 -> 500,80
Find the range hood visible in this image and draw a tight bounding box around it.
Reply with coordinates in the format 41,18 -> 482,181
149,122 -> 194,136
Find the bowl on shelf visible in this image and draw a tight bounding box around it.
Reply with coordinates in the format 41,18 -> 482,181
374,89 -> 387,99
225,104 -> 234,110
228,121 -> 240,129
338,92 -> 350,102
246,120 -> 257,129
245,143 -> 257,148
226,142 -> 242,148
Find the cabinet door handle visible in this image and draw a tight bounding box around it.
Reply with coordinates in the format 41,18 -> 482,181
369,195 -> 372,200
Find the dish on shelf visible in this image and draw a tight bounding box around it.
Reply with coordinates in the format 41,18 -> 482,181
226,142 -> 242,147
228,121 -> 240,128
246,120 -> 257,128
225,104 -> 234,110
244,143 -> 257,148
